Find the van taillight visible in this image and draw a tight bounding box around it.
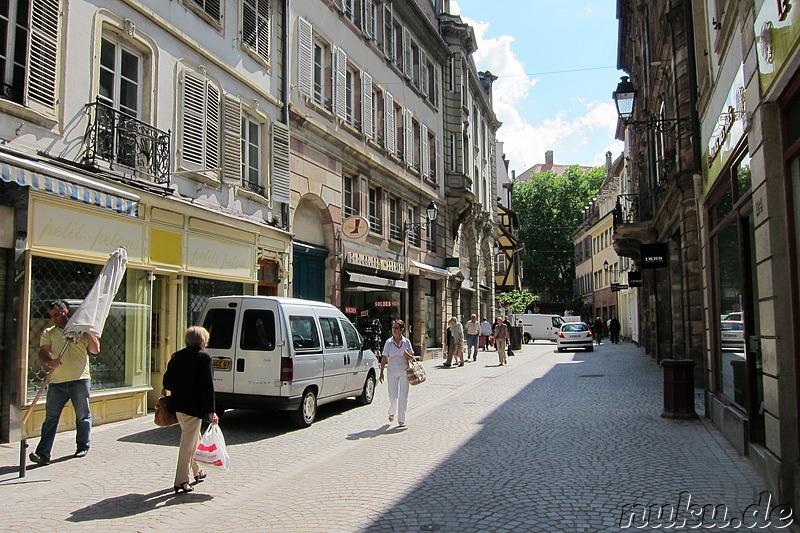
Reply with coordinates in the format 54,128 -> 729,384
280,357 -> 293,381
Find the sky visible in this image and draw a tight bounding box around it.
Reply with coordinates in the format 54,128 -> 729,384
450,1 -> 625,177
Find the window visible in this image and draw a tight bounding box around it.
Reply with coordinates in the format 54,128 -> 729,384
185,0 -> 222,24
408,206 -> 419,247
97,35 -> 142,168
343,175 -> 357,218
368,186 -> 383,234
344,0 -> 355,21
412,118 -> 421,171
179,68 -> 220,175
289,315 -> 321,351
363,0 -> 379,43
427,129 -> 437,181
241,113 -> 263,194
240,309 -> 276,351
313,40 -> 328,106
203,309 -> 236,349
320,317 -> 344,349
383,5 -> 393,59
243,0 -> 270,62
495,253 -> 506,275
362,71 -> 373,137
373,86 -> 383,145
340,319 -> 361,350
389,197 -> 402,240
0,0 -> 60,111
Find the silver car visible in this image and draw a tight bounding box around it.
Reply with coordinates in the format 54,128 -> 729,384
556,322 -> 594,352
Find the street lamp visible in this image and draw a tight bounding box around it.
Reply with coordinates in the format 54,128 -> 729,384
612,76 -> 691,138
404,201 -> 438,235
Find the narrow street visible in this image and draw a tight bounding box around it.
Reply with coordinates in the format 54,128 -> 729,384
1,341 -> 790,532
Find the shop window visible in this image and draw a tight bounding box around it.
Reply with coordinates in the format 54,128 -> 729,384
257,258 -> 279,296
27,257 -> 151,397
424,279 -> 438,348
187,276 -> 245,328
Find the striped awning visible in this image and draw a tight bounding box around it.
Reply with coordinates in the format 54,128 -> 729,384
0,153 -> 139,217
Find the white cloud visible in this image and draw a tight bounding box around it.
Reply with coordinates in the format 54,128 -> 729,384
453,11 -> 619,175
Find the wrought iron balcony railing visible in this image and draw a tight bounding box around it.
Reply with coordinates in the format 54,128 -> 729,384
614,193 -> 650,225
242,179 -> 265,196
86,99 -> 171,184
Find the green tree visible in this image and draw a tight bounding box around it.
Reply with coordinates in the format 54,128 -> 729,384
496,289 -> 536,315
511,165 -> 605,303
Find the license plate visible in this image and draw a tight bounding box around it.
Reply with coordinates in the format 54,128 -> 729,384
212,358 -> 232,370
569,334 -> 581,339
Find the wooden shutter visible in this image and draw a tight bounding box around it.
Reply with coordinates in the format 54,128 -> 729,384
28,0 -> 60,110
421,123 -> 429,177
420,50 -> 429,97
243,0 -> 270,61
402,27 -> 412,77
222,95 -> 242,184
271,122 -> 291,204
298,17 -> 313,99
383,5 -> 392,58
385,91 -> 395,154
403,109 -> 413,165
180,70 -> 207,169
333,46 -> 347,120
361,71 -> 373,138
205,83 -> 221,172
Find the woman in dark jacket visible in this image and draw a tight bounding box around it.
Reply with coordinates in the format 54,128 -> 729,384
163,326 -> 219,494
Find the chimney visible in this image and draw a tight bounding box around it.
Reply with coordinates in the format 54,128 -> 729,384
605,151 -> 612,173
545,150 -> 553,166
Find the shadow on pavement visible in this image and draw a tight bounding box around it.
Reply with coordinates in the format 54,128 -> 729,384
346,424 -> 407,440
67,488 -> 213,521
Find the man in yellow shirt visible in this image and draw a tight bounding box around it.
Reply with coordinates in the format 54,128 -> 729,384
29,300 -> 100,465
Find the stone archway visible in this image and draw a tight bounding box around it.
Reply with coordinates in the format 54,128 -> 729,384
292,195 -> 338,303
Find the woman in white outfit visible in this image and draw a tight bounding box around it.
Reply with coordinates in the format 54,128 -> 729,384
379,319 -> 416,427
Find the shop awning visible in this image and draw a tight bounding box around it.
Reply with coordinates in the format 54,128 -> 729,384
348,271 -> 408,289
0,151 -> 139,217
410,260 -> 450,278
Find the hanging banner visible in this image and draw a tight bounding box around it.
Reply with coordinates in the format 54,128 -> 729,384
641,243 -> 668,269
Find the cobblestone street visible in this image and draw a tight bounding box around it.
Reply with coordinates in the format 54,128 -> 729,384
1,341 -> 793,532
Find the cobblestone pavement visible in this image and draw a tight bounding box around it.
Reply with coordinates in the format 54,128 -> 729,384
0,341 -> 795,532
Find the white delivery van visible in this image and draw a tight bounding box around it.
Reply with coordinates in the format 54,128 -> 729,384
517,314 -> 565,343
198,296 -> 379,427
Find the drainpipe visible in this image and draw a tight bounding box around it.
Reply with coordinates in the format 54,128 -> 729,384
282,0 -> 291,230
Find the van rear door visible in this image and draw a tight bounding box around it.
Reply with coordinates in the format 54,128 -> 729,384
201,298 -> 241,394
233,297 -> 283,397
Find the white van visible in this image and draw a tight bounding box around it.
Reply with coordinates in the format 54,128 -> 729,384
197,296 -> 379,427
516,314 -> 565,344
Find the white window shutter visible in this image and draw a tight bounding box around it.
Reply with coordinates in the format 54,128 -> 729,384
298,17 -> 313,99
383,5 -> 392,58
333,46 -> 347,120
361,71 -> 373,138
222,95 -> 242,184
421,123 -> 429,177
403,109 -> 413,165
180,70 -> 207,169
205,83 -> 221,172
420,50 -> 429,96
28,0 -> 60,110
385,92 -> 395,155
271,122 -> 291,204
402,27 -> 412,77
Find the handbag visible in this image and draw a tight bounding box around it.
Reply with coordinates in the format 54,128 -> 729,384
154,395 -> 178,427
193,424 -> 231,471
406,360 -> 427,385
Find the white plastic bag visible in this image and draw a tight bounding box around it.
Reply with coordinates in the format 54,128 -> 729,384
192,424 -> 231,471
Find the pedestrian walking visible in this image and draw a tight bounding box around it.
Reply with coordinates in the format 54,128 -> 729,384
592,317 -> 604,345
163,326 -> 219,494
28,300 -> 100,466
379,319 -> 416,427
480,317 -> 493,351
493,317 -> 510,365
465,314 -> 481,361
444,316 -> 464,366
609,316 -> 621,344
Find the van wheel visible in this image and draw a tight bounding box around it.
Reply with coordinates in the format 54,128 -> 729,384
357,373 -> 376,405
523,333 -> 531,344
291,389 -> 317,428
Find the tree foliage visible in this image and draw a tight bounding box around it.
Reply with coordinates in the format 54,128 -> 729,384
496,289 -> 536,315
511,165 -> 605,303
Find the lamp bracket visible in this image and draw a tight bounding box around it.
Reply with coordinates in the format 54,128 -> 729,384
624,116 -> 692,139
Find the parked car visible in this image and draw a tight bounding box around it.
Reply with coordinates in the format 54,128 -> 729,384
198,296 -> 379,427
720,320 -> 745,351
556,322 -> 594,352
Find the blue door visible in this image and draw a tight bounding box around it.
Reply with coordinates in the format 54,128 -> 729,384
293,243 -> 328,302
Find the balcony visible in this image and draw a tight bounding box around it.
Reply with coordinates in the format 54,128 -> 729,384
613,193 -> 655,260
85,99 -> 171,185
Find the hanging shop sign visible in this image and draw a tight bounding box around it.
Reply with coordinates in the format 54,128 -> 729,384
641,243 -> 669,269
754,0 -> 799,96
341,216 -> 370,240
628,271 -> 643,287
